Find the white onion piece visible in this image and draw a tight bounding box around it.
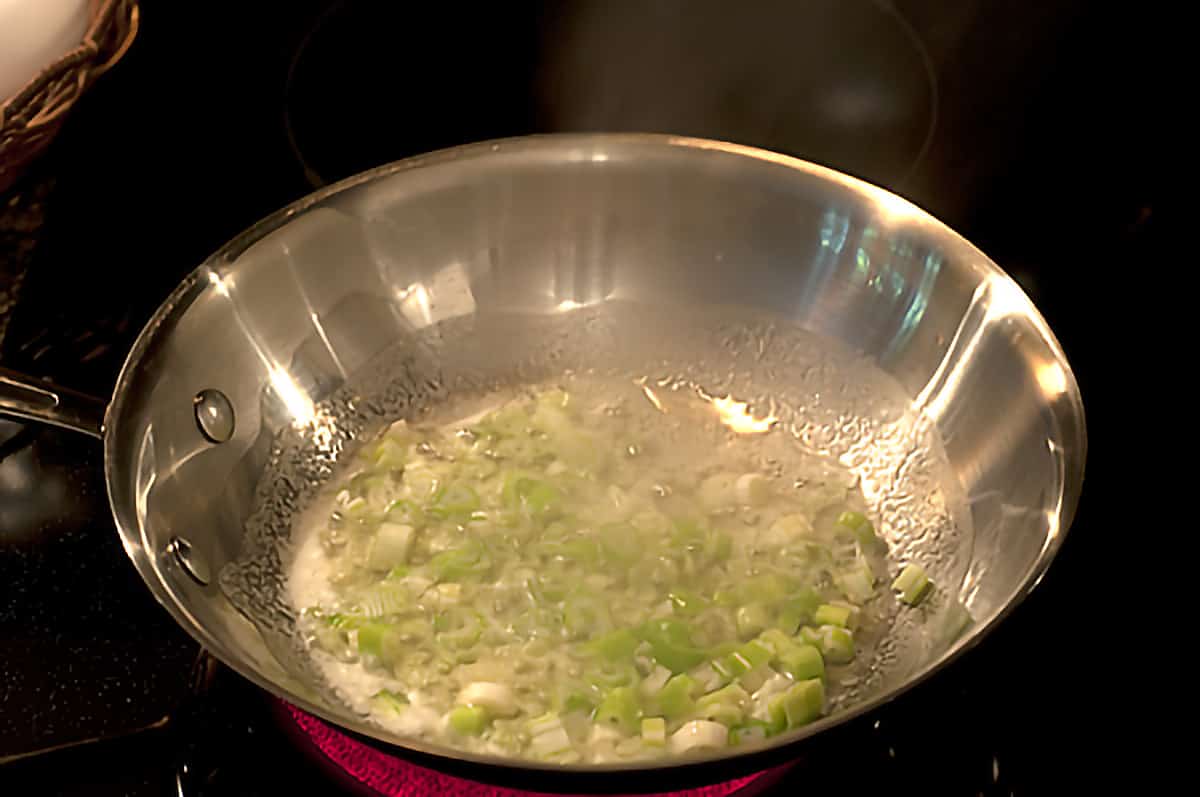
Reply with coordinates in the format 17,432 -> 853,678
458,682 -> 518,717
669,720 -> 729,754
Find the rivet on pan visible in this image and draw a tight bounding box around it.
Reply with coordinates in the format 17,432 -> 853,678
194,389 -> 235,443
167,536 -> 211,586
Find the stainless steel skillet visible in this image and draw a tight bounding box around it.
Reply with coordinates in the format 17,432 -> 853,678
0,134 -> 1085,791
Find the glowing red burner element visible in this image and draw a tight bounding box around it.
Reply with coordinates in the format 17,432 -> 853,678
281,702 -> 789,797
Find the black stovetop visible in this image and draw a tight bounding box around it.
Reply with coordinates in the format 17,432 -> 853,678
1,2 -> 1157,794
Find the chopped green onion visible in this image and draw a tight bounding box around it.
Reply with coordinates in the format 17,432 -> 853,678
777,643 -> 824,681
586,628 -> 640,661
696,682 -> 749,724
447,704 -> 489,735
428,483 -> 481,520
638,665 -> 673,699
434,608 -> 483,649
735,604 -> 770,638
642,716 -> 667,746
365,522 -> 415,572
817,626 -> 855,665
729,720 -> 771,744
598,523 -> 642,564
430,540 -> 490,582
835,510 -> 879,546
775,589 -> 821,633
371,689 -> 409,715
756,628 -> 795,656
637,620 -> 708,673
657,674 -> 697,720
891,563 -> 932,606
698,474 -> 736,510
669,590 -> 709,616
813,603 -> 857,629
585,660 -> 638,690
768,678 -> 824,730
735,473 -> 770,506
564,593 -> 613,640
355,623 -> 392,657
835,565 -> 875,604
594,686 -> 640,734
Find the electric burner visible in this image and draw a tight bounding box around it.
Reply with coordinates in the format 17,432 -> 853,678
279,702 -> 790,797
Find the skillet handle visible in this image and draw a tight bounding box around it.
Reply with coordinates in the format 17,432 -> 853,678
0,366 -> 106,439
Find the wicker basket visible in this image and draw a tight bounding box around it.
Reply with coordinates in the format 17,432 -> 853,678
0,0 -> 139,194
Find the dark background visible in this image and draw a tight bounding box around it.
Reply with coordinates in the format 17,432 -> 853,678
1,1 -> 1159,794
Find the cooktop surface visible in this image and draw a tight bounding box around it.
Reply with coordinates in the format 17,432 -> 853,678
1,2 -> 1157,794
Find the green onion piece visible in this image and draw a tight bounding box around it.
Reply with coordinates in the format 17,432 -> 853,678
598,523 -> 642,564
729,720 -> 771,744
705,640 -> 742,661
891,563 -> 933,606
707,530 -> 733,562
743,573 -> 797,604
639,665 -> 673,700
932,601 -> 973,650
638,620 -> 708,673
384,498 -> 425,526
427,483 -> 481,520
737,640 -> 774,670
756,628 -> 794,656
530,723 -> 575,758
434,608 -> 483,649
430,540 -> 490,582
777,643 -> 824,681
696,683 -> 749,714
669,590 -> 709,616
563,692 -> 596,714
503,473 -> 564,519
586,628 -> 640,661
546,538 -> 602,566
447,704 -> 490,735
736,604 -> 770,638
371,689 -> 409,715
356,622 -> 391,657
714,639 -> 770,683
768,678 -> 825,730
321,611 -> 364,630
818,625 -> 855,665
642,716 -> 667,746
735,473 -> 769,506
585,660 -> 639,690
835,510 -> 878,544
697,702 -> 743,726
775,589 -> 821,633
366,522 -> 415,572
343,496 -> 371,519
835,565 -> 876,604
738,664 -> 775,693
797,626 -> 822,647
595,686 -> 640,734
657,674 -> 697,720
564,593 -> 613,640
698,474 -> 736,510
711,653 -> 744,682
813,603 -> 856,629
